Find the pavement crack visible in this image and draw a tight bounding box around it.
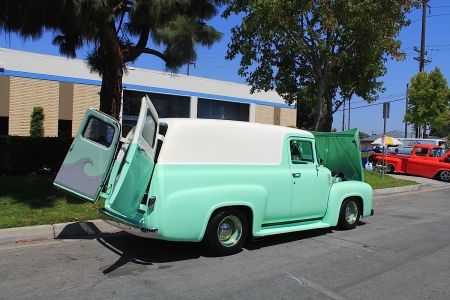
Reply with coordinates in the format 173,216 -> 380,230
285,271 -> 303,284
285,271 -> 349,300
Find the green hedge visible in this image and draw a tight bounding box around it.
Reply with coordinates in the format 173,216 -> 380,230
0,136 -> 73,175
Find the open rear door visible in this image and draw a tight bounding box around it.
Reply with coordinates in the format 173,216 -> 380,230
101,96 -> 159,225
54,109 -> 121,203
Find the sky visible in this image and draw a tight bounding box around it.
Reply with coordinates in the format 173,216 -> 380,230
1,1 -> 450,137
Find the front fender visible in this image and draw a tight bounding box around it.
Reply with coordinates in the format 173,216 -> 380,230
322,181 -> 373,226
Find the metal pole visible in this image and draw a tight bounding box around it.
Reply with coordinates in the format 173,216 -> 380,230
381,115 -> 387,178
405,83 -> 409,138
381,102 -> 390,178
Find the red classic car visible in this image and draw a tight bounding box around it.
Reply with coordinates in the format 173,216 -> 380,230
368,144 -> 450,182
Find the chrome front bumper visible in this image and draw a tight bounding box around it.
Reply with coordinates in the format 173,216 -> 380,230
99,208 -> 158,239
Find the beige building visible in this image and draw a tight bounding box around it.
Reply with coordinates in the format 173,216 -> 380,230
0,48 -> 296,137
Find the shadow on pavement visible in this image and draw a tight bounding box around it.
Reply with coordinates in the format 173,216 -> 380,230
56,221 -> 103,238
97,228 -> 332,274
56,222 -> 334,275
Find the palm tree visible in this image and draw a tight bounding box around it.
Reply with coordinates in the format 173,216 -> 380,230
0,0 -> 224,119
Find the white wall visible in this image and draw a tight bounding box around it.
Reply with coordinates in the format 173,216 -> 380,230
0,48 -> 290,107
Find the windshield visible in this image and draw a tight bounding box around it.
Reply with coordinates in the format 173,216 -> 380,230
430,148 -> 445,157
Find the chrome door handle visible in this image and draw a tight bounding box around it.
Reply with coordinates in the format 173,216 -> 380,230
292,173 -> 301,178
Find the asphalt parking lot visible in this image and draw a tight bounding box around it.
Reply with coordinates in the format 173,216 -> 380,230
1,178 -> 449,300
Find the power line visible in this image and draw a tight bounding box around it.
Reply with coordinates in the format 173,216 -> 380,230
195,64 -> 240,69
411,13 -> 450,23
335,97 -> 406,112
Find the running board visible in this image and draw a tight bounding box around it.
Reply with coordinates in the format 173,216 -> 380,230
259,220 -> 331,237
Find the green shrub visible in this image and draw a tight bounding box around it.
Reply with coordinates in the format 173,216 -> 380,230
30,106 -> 45,137
0,136 -> 73,175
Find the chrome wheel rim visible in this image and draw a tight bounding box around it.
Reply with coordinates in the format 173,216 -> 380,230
345,201 -> 359,225
217,215 -> 242,247
386,164 -> 393,173
440,171 -> 450,182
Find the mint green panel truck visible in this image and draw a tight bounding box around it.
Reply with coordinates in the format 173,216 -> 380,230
54,96 -> 373,256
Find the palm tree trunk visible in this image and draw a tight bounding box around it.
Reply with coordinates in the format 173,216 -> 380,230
99,29 -> 124,120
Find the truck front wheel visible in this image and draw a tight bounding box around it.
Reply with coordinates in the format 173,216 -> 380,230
337,198 -> 360,230
203,209 -> 248,256
386,164 -> 395,174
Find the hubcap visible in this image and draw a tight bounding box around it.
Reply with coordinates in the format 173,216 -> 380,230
440,171 -> 450,182
345,201 -> 359,225
217,215 -> 242,247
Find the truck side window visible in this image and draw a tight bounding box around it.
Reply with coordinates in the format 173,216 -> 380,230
142,108 -> 157,148
416,148 -> 428,156
82,117 -> 114,148
290,140 -> 314,164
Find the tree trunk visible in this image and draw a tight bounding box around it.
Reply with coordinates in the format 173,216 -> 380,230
98,29 -> 124,120
313,78 -> 323,131
324,98 -> 333,132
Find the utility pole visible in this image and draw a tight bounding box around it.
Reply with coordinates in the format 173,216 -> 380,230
420,0 -> 427,71
187,50 -> 195,76
341,99 -> 346,131
187,61 -> 195,75
348,99 -> 351,130
413,0 -> 431,138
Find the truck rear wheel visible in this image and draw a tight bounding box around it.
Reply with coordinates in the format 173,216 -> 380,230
337,198 -> 360,230
203,209 -> 248,256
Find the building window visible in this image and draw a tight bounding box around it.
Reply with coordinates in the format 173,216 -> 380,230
0,117 -> 8,136
58,120 -> 72,137
123,90 -> 190,119
198,98 -> 249,121
122,90 -> 190,137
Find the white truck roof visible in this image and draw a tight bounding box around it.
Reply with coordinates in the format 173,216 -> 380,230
157,118 -> 314,165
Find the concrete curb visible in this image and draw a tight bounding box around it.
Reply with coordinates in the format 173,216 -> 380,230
373,183 -> 435,197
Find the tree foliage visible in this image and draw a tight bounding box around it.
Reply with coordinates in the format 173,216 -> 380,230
405,67 -> 450,136
359,131 -> 369,139
0,0 -> 225,119
30,106 -> 45,137
430,124 -> 450,140
223,0 -> 419,131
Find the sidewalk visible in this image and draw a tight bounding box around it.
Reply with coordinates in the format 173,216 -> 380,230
373,173 -> 449,197
0,176 -> 448,245
0,219 -> 121,245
